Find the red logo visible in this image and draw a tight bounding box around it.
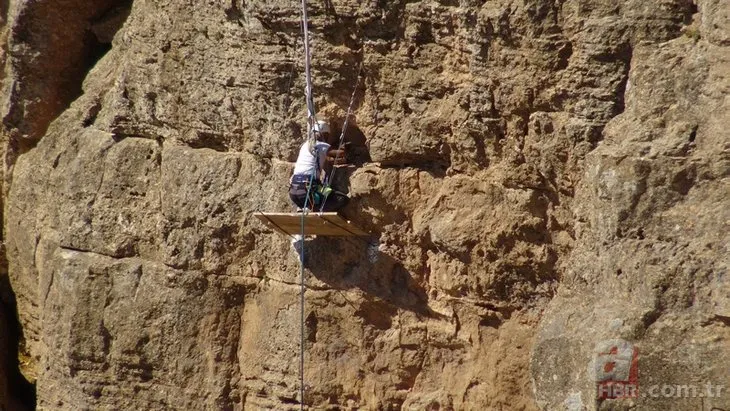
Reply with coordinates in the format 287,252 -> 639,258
593,339 -> 639,399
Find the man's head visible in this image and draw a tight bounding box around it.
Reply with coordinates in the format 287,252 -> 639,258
313,120 -> 330,141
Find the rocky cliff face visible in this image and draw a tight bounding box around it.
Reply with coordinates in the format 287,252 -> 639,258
1,0 -> 727,409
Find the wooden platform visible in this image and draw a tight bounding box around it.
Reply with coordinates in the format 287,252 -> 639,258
254,212 -> 369,237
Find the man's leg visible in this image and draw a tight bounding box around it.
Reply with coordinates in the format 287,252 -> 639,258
289,192 -> 307,209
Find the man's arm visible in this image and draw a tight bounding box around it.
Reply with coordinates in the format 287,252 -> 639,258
317,147 -> 330,180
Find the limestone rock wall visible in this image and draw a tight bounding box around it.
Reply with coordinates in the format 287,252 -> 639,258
0,0 -> 727,410
532,4 -> 730,409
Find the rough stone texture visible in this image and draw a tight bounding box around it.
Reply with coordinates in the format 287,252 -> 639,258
0,2 -> 11,405
531,3 -> 730,408
0,0 -> 728,410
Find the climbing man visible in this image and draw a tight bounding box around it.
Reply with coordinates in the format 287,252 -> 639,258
289,120 -> 349,212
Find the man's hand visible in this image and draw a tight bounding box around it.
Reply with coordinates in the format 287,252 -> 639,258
326,145 -> 348,166
328,155 -> 349,165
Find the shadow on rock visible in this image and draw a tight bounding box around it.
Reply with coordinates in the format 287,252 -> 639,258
297,236 -> 441,319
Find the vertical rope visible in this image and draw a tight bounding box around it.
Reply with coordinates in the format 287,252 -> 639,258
299,212 -> 306,411
318,60 -> 363,212
299,0 -> 314,406
301,0 -> 316,145
298,172 -> 316,410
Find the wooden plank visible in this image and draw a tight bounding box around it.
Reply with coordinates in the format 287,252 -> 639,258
254,212 -> 367,237
317,213 -> 370,236
254,212 -> 370,237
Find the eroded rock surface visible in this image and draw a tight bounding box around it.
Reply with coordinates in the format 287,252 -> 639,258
532,8 -> 730,409
1,0 -> 727,409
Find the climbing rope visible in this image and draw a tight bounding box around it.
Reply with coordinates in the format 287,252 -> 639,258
301,1 -> 314,122
298,0 -> 314,408
318,59 -> 363,212
295,1 -> 367,408
297,175 -> 315,411
301,0 -> 320,156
